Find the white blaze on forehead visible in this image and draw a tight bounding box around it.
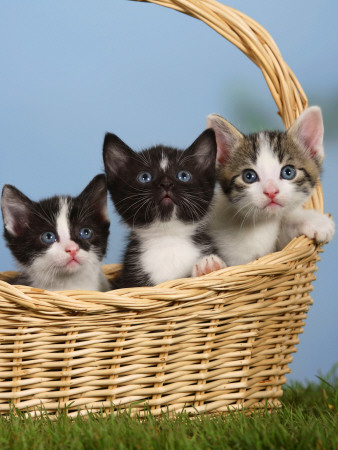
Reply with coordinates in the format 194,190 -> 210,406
256,133 -> 281,185
160,156 -> 169,171
56,198 -> 71,243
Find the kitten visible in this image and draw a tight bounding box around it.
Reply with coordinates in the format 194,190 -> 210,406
206,106 -> 335,266
103,129 -> 225,288
1,174 -> 111,291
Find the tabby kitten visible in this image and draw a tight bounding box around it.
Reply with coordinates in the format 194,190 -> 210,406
103,129 -> 225,288
206,106 -> 335,266
1,174 -> 111,291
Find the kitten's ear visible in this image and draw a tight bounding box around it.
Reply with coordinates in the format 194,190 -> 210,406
103,133 -> 134,180
287,106 -> 324,162
187,129 -> 217,169
1,185 -> 32,236
206,114 -> 244,166
77,174 -> 109,222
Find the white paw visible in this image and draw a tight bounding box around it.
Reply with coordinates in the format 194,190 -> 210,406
192,254 -> 227,277
298,214 -> 335,244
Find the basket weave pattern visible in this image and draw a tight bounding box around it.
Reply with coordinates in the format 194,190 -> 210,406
0,0 -> 323,417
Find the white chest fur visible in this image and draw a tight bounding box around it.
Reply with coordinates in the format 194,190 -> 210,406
208,189 -> 280,266
135,219 -> 202,285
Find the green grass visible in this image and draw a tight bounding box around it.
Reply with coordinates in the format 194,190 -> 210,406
0,366 -> 337,450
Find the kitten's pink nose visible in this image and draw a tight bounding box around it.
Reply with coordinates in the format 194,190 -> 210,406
264,188 -> 279,199
65,242 -> 79,258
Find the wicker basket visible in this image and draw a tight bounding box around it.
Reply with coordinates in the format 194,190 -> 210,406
0,0 -> 324,418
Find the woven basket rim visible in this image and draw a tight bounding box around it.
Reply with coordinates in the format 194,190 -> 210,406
0,235 -> 319,315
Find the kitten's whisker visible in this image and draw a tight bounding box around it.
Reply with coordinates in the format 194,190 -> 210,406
232,201 -> 254,221
145,200 -> 155,222
180,197 -> 203,221
239,205 -> 257,230
120,196 -> 152,216
184,195 -> 208,215
184,193 -> 209,206
113,193 -> 149,207
131,198 -> 152,228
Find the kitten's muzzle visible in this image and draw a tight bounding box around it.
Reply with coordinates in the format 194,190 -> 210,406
159,177 -> 174,190
264,199 -> 283,209
264,187 -> 279,200
65,242 -> 81,266
159,191 -> 176,205
158,177 -> 176,205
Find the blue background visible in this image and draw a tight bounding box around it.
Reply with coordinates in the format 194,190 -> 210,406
0,0 -> 337,382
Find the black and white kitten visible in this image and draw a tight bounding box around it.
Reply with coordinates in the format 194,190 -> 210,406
103,129 -> 225,288
206,106 -> 335,266
1,174 -> 111,291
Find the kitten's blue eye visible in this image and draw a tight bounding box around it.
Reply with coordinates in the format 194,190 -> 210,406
281,165 -> 296,180
137,172 -> 152,183
41,231 -> 57,245
79,227 -> 93,240
177,170 -> 191,182
242,169 -> 258,184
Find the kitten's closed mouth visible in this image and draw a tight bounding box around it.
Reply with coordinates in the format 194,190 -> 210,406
265,200 -> 282,209
160,193 -> 176,205
66,258 -> 81,268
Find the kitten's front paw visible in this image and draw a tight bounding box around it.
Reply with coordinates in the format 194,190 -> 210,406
299,214 -> 335,244
192,254 -> 227,277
